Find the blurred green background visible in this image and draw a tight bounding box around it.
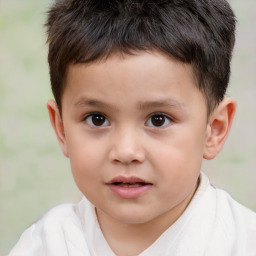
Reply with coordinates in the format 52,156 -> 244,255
0,0 -> 255,254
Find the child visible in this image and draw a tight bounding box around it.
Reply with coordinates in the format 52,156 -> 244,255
8,0 -> 256,255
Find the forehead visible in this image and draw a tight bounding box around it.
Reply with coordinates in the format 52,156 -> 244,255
65,51 -> 196,89
63,51 -> 207,114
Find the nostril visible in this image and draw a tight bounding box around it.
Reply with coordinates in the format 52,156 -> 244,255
109,150 -> 146,165
108,136 -> 146,164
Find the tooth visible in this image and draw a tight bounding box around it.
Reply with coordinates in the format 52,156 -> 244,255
114,182 -> 147,187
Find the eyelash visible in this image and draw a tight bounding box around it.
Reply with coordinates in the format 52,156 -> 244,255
83,112 -> 110,127
83,112 -> 172,128
146,113 -> 172,128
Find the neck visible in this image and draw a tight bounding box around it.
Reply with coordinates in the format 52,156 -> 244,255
96,184 -> 198,256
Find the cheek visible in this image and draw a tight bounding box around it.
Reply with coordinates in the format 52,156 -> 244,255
153,146 -> 200,207
150,129 -> 204,192
152,130 -> 205,170
66,135 -> 105,189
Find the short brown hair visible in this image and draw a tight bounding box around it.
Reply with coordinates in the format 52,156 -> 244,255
45,0 -> 236,114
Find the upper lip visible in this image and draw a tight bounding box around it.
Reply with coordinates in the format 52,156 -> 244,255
106,176 -> 152,185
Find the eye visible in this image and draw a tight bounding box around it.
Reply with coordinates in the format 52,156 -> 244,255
85,113 -> 110,127
146,113 -> 171,127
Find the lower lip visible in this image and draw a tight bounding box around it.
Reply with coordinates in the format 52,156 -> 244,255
107,184 -> 152,199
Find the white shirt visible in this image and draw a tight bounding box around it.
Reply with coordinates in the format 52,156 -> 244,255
8,173 -> 256,256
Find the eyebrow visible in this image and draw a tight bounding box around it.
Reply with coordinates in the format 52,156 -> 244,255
138,99 -> 186,110
73,97 -> 186,111
73,98 -> 116,110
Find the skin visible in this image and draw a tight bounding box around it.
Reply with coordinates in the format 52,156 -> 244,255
48,51 -> 236,256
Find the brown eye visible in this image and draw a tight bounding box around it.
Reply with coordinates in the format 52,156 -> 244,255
86,113 -> 109,127
146,114 -> 171,127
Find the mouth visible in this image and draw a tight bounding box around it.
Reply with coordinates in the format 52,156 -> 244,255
107,176 -> 152,186
111,182 -> 149,187
106,176 -> 152,199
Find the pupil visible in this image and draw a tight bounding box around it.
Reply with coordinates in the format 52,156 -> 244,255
152,115 -> 165,126
92,114 -> 105,126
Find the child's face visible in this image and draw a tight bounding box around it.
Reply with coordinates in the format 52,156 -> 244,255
57,52 -> 211,224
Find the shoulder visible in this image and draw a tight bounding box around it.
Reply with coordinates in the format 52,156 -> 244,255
39,202 -> 79,225
34,202 -> 81,237
197,173 -> 256,255
214,186 -> 256,226
212,185 -> 256,255
200,173 -> 256,226
8,199 -> 91,256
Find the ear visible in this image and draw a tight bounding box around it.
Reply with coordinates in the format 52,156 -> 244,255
203,97 -> 236,160
47,100 -> 69,158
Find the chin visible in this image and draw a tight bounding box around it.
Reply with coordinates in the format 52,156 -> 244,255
110,210 -> 156,225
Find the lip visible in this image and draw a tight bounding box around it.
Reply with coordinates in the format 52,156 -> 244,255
106,176 -> 152,199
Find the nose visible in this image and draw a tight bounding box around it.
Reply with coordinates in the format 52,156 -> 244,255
109,128 -> 145,165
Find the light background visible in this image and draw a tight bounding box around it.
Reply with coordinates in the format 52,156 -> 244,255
0,0 -> 255,254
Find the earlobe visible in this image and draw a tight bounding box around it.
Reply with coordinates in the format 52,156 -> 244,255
203,97 -> 236,160
47,100 -> 69,157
